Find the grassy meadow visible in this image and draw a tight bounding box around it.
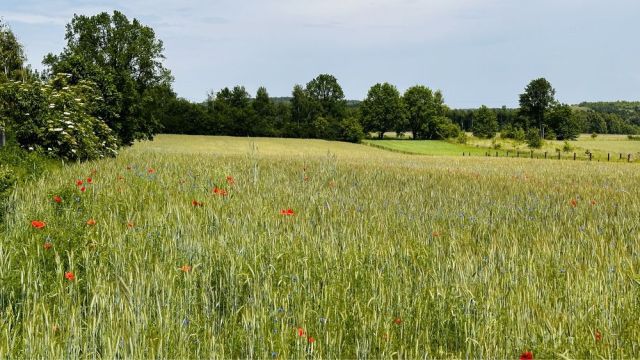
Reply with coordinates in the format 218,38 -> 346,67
1,134 -> 640,358
366,134 -> 640,161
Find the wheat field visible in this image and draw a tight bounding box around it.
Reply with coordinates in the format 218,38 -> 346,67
1,135 -> 639,358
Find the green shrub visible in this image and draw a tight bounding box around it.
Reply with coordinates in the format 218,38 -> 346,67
544,129 -> 556,140
513,128 -> 526,142
338,117 -> 365,143
562,141 -> 574,152
526,128 -> 543,148
0,74 -> 119,161
0,165 -> 15,195
591,132 -> 598,139
457,132 -> 469,144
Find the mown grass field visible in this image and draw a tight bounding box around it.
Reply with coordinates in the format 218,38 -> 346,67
367,134 -> 640,162
1,134 -> 640,358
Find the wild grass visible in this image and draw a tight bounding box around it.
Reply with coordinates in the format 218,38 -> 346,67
1,135 -> 639,358
367,134 -> 640,161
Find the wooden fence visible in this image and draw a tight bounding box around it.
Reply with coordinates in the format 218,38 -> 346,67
462,150 -> 635,163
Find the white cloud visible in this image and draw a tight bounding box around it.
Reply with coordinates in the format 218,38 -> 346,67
1,11 -> 67,25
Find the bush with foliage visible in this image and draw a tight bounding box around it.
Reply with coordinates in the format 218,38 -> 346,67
338,116 -> 365,143
0,74 -> 118,160
472,105 -> 498,138
526,128 -> 543,148
456,132 -> 469,144
562,141 -> 574,152
0,165 -> 15,196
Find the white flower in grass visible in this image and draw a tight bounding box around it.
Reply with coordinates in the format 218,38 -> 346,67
63,112 -> 71,116
49,104 -> 56,108
71,149 -> 76,153
28,146 -> 34,151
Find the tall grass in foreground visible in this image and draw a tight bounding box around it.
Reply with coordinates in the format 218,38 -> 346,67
1,138 -> 639,358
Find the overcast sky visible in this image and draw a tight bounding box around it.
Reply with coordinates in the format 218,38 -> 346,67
2,0 -> 639,107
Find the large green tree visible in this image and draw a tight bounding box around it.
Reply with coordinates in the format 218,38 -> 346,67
472,105 -> 498,138
547,104 -> 579,140
305,74 -> 346,120
403,85 -> 432,139
519,78 -> 556,138
43,11 -> 173,145
403,85 -> 450,139
0,21 -> 26,81
290,84 -> 319,138
252,87 -> 276,136
361,83 -> 405,139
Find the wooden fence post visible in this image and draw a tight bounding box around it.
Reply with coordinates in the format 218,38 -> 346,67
530,150 -> 533,159
589,153 -> 592,161
544,152 -> 547,159
628,154 -> 632,162
573,153 -> 576,160
608,153 -> 610,161
558,152 -> 561,160
0,128 -> 5,149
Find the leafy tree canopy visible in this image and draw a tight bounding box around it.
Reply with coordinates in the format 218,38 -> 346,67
43,11 -> 173,145
519,78 -> 556,135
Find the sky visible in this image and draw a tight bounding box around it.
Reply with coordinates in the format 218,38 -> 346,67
1,0 -> 639,108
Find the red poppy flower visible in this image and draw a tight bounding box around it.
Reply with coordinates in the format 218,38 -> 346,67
126,165 -> 132,170
192,200 -> 204,207
53,195 -> 62,203
226,176 -> 235,185
595,330 -> 602,342
180,265 -> 192,273
64,272 -> 75,281
393,318 -> 402,325
280,209 -> 295,216
148,168 -> 155,174
43,242 -> 53,250
76,179 -> 83,186
87,177 -> 93,184
86,219 -> 96,226
127,222 -> 135,228
297,327 -> 305,337
80,186 -> 86,193
519,351 -> 534,360
590,200 -> 596,206
570,199 -> 577,207
213,187 -> 228,196
31,220 -> 46,229
307,336 -> 315,344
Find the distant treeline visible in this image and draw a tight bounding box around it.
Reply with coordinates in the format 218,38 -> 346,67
159,78 -> 640,143
450,103 -> 640,136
